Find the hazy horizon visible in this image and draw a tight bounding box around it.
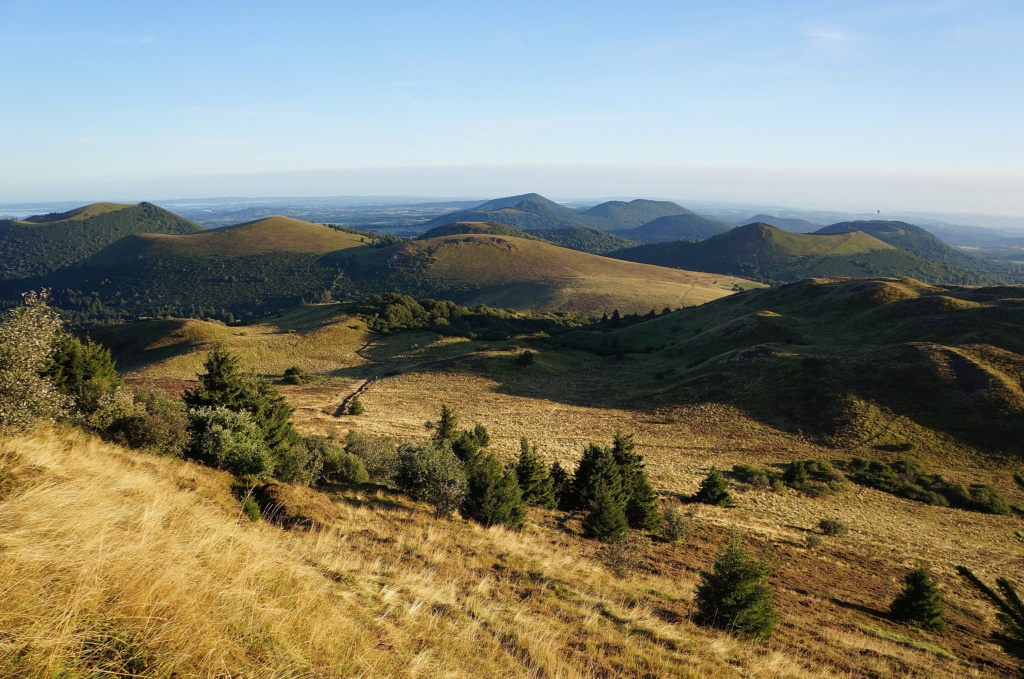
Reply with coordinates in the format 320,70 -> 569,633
2,1 -> 1021,216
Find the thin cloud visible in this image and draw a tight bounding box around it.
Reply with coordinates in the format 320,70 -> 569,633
803,26 -> 864,57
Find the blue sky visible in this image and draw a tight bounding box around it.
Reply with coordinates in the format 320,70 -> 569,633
1,0 -> 1022,213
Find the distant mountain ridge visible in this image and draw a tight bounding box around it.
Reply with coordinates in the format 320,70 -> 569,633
616,213 -> 732,244
611,222 -> 1003,285
741,214 -> 822,233
0,202 -> 204,280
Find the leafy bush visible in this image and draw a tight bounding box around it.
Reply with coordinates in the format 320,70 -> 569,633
844,458 -> 1011,515
344,430 -> 397,483
347,394 -> 364,416
282,366 -> 309,385
693,536 -> 780,640
323,448 -> 370,485
783,459 -> 845,496
818,518 -> 848,536
186,406 -> 275,478
661,504 -> 690,544
806,535 -> 823,549
99,388 -> 189,457
0,291 -> 67,433
514,350 -> 536,366
395,441 -> 468,517
241,494 -> 261,522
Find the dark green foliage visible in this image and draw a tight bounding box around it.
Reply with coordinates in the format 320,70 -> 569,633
276,435 -> 331,485
693,537 -> 780,640
347,394 -> 364,416
845,458 -> 1011,515
890,567 -> 947,633
956,566 -> 1024,664
395,441 -> 468,517
322,448 -> 370,485
434,404 -> 459,443
731,463 -> 783,491
452,423 -> 489,461
582,481 -> 629,544
352,294 -> 590,339
612,222 -> 1010,286
241,494 -> 261,522
572,443 -> 624,511
0,202 -> 203,281
463,452 -> 526,529
611,432 -> 661,530
694,468 -> 736,507
186,406 -> 274,478
184,348 -> 301,467
661,504 -> 690,544
818,518 -> 848,536
45,333 -> 124,414
626,471 -> 661,531
549,460 -> 572,510
783,459 -> 845,497
516,436 -> 556,509
529,227 -> 640,255
344,430 -> 397,482
104,388 -> 189,457
282,366 -> 309,385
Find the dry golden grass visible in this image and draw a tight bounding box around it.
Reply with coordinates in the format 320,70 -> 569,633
77,310 -> 1024,677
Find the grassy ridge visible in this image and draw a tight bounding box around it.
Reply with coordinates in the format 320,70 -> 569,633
565,277 -> 1024,451
611,223 -> 1003,285
0,202 -> 204,280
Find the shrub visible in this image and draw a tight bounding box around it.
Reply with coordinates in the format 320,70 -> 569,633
282,366 -> 308,385
184,348 -> 300,463
0,291 -> 67,433
186,406 -> 275,478
105,388 -> 189,457
347,394 -> 364,416
582,481 -> 629,544
661,504 -> 690,544
345,430 -> 397,483
806,535 -> 823,549
693,536 -> 780,640
516,436 -> 556,509
395,441 -> 467,517
818,518 -> 849,537
275,435 -> 329,485
694,468 -> 736,507
45,332 -> 124,414
463,452 -> 526,529
241,494 -> 261,522
323,448 -> 370,485
890,566 -> 947,633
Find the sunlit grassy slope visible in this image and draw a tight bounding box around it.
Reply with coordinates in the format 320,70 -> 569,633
612,223 -> 1003,285
2,423 -> 1020,677
337,233 -> 753,313
81,216 -> 368,264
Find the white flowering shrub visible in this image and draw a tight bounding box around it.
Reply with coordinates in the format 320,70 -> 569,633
0,291 -> 67,434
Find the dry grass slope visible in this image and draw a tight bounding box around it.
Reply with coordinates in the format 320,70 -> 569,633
4,425 -> 1017,677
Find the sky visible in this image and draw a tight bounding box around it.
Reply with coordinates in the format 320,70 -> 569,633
1,0 -> 1022,214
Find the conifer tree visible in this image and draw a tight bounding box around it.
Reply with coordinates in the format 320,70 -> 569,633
626,472 -> 662,531
694,468 -> 736,507
45,332 -> 124,414
516,436 -> 556,508
549,460 -> 572,510
462,452 -> 526,529
612,431 -> 661,530
694,536 -> 780,640
582,480 -> 628,543
434,404 -> 459,443
890,566 -> 947,633
184,348 -> 300,463
573,443 -> 624,510
956,566 -> 1024,664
